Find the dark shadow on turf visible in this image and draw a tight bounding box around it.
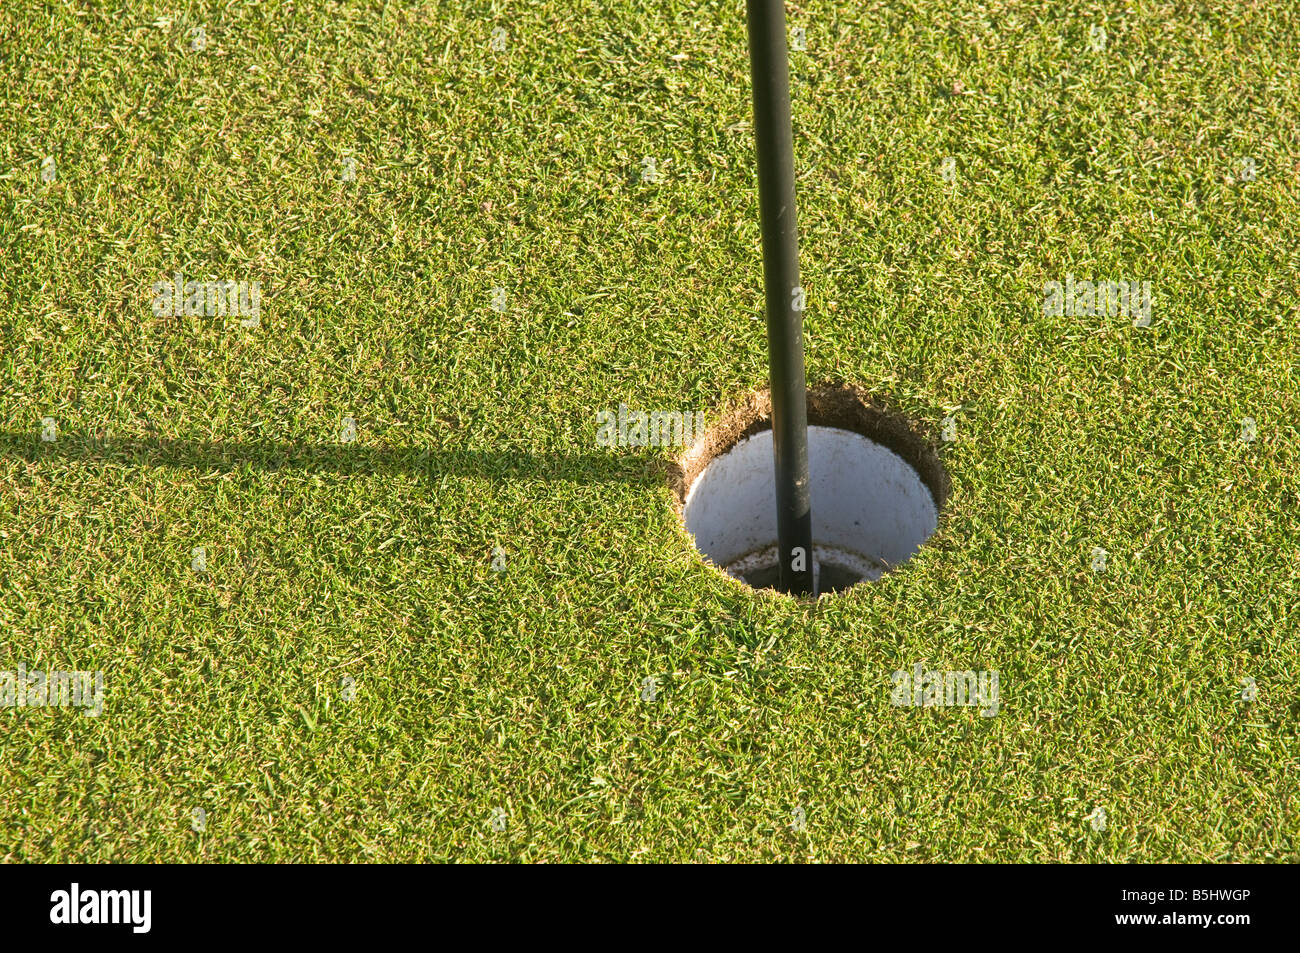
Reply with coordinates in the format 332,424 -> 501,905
0,432 -> 663,486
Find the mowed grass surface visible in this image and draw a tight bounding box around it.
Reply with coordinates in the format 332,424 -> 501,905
1,0 -> 1298,862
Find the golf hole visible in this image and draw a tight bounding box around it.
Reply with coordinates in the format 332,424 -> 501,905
674,385 -> 950,596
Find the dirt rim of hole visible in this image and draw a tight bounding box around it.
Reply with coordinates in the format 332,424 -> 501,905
669,382 -> 952,594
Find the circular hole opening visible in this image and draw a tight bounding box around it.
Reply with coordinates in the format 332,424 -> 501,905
673,385 -> 950,597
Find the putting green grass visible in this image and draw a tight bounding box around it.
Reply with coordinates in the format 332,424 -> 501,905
2,0 -> 1298,862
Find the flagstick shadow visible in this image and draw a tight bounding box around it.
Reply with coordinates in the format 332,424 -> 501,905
0,432 -> 667,487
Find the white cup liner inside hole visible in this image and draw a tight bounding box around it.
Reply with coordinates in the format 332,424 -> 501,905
682,425 -> 940,594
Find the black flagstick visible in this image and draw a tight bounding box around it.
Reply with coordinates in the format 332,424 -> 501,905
747,0 -> 813,596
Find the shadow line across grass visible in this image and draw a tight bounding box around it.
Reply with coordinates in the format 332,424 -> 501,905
0,432 -> 666,486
